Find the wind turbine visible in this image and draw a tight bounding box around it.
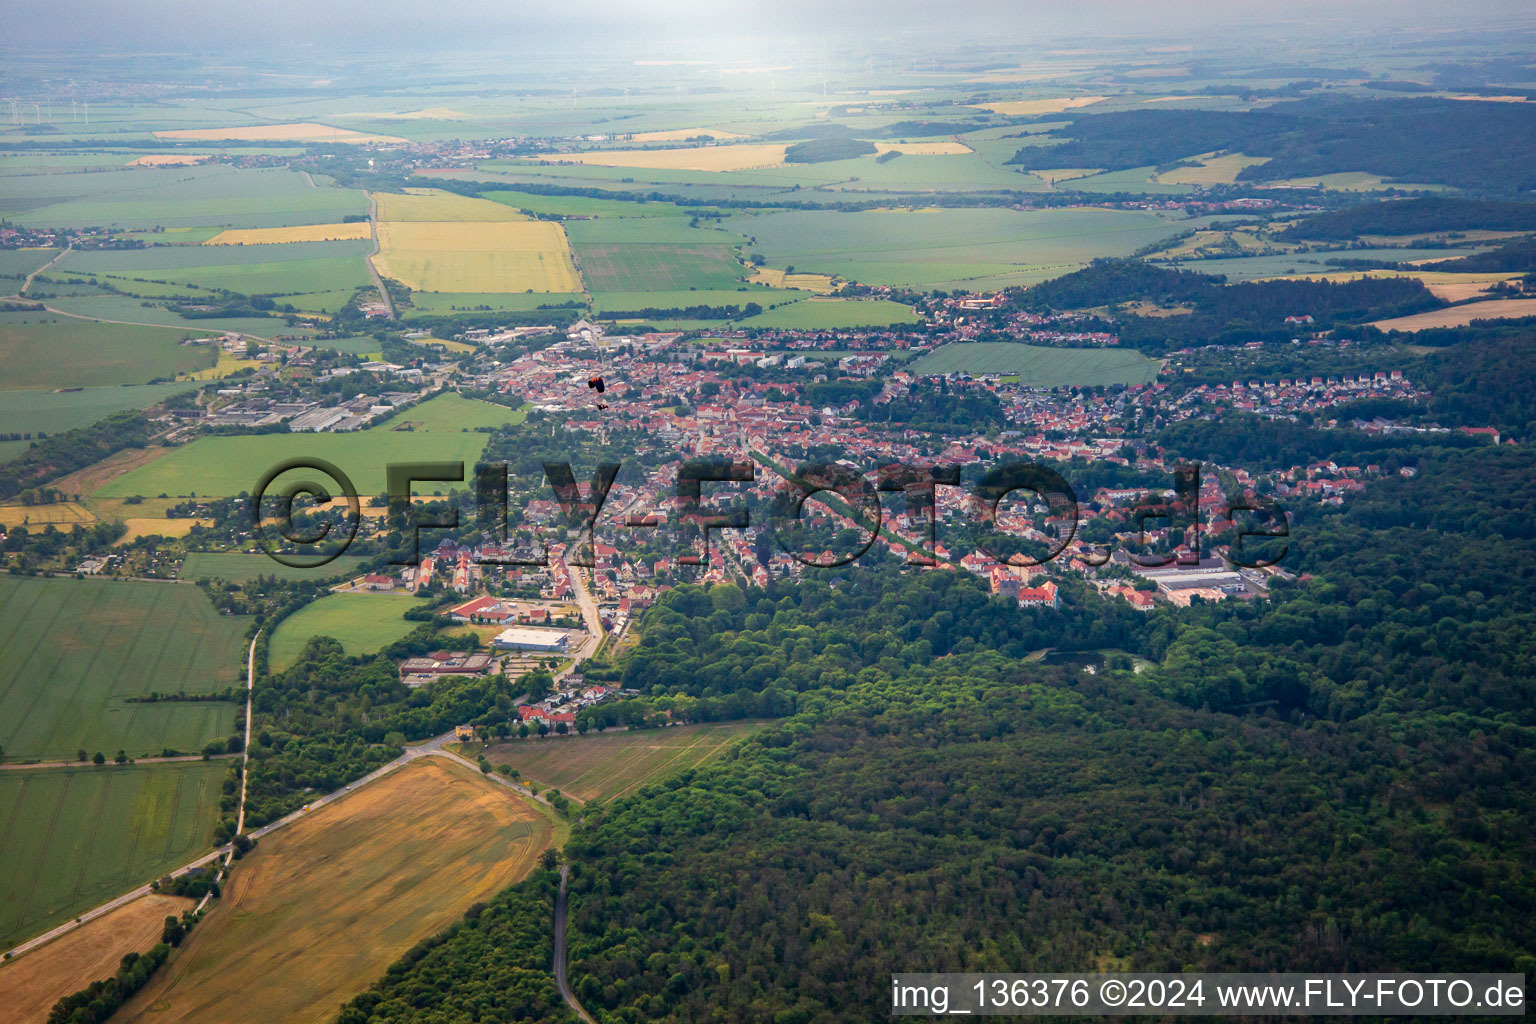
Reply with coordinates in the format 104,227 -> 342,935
623,87 -> 629,106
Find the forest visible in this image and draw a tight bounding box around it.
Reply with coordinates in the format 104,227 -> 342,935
337,434 -> 1536,1021
1013,259 -> 1441,352
1277,197 -> 1536,240
1008,99 -> 1536,193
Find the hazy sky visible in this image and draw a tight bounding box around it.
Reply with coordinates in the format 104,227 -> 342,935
7,0 -> 1534,52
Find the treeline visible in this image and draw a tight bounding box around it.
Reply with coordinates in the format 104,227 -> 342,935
350,515 -> 1536,1021
600,302 -> 763,320
1432,235 -> 1536,273
335,870 -> 569,1023
244,628 -> 519,827
1278,197 -> 1536,240
1016,259 -> 1441,352
784,138 -> 878,163
1008,99 -> 1536,193
0,410 -> 152,500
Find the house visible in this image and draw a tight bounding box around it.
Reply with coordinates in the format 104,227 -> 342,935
362,574 -> 395,591
454,724 -> 476,741
1017,580 -> 1059,609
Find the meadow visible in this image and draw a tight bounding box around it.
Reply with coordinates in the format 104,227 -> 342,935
482,721 -> 765,803
483,188 -> 692,218
0,320 -> 214,389
0,893 -> 195,1024
93,427 -> 492,499
179,552 -> 369,583
408,290 -> 584,313
267,592 -> 425,671
532,143 -> 789,172
0,762 -> 225,946
0,383 -> 197,461
115,759 -> 552,1024
739,297 -> 920,329
907,342 -> 1163,386
0,576 -> 246,762
378,391 -> 528,431
62,239 -> 372,300
730,207 -> 1209,290
0,165 -> 366,231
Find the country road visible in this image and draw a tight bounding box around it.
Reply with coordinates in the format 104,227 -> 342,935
555,865 -> 597,1024
365,194 -> 395,319
16,244 -> 70,296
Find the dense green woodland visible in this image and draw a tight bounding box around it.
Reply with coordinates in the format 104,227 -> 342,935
1009,99 -> 1536,192
1278,197 -> 1536,240
338,431 -> 1536,1021
1015,259 -> 1441,352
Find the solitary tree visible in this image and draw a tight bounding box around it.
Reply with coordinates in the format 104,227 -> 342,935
93,751 -> 106,765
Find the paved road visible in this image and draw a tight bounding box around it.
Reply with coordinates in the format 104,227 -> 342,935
562,552 -> 605,671
554,865 -> 597,1024
365,195 -> 395,319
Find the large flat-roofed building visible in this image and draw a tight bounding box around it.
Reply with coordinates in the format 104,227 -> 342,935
490,627 -> 572,653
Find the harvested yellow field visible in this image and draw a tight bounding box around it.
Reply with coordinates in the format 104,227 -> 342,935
153,122 -> 407,144
1424,277 -> 1518,302
0,502 -> 95,528
373,188 -> 529,223
0,894 -> 195,1024
534,143 -> 788,172
204,222 -> 371,245
116,759 -> 552,1024
1031,168 -> 1104,186
374,220 -> 580,292
1449,94 -> 1532,103
1143,96 -> 1204,104
1154,152 -> 1271,185
115,517 -> 212,544
973,96 -> 1106,116
750,267 -> 836,292
180,352 -> 262,381
874,141 -> 973,155
126,154 -> 210,166
1370,298 -> 1536,332
627,127 -> 749,142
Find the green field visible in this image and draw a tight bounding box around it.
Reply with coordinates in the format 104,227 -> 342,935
564,216 -> 745,293
267,592 -> 426,672
0,383 -> 198,463
95,428 -> 491,499
408,291 -> 583,314
483,189 -> 692,218
0,576 -> 247,762
179,552 -> 371,583
907,342 -> 1163,386
0,762 -> 225,945
62,240 -> 372,302
481,721 -> 765,803
739,298 -> 919,329
0,318 -> 215,389
379,392 -> 528,431
728,207 -> 1209,290
38,295 -> 318,338
0,165 -> 367,230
